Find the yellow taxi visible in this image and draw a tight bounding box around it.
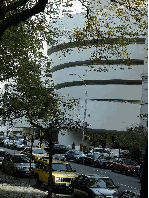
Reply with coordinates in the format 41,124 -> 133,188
21,147 -> 48,162
34,158 -> 78,190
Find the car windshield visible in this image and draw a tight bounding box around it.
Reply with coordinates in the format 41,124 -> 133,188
88,177 -> 116,188
94,149 -> 108,153
75,151 -> 83,155
12,156 -> 31,163
15,141 -> 22,145
52,163 -> 72,172
32,149 -> 47,154
124,159 -> 135,165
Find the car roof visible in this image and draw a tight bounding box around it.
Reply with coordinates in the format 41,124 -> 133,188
86,174 -> 109,179
11,154 -> 29,157
0,149 -> 7,151
36,159 -> 69,165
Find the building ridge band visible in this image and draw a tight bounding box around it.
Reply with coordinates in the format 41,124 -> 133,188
54,79 -> 142,89
50,59 -> 144,72
47,37 -> 146,55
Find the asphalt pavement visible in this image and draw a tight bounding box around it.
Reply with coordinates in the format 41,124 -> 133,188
68,161 -> 141,194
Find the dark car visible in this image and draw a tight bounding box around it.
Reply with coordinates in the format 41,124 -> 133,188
6,139 -> 15,149
118,190 -> 140,198
93,155 -> 109,168
70,174 -> 120,198
2,153 -> 35,176
65,150 -> 85,162
0,137 -> 9,147
0,149 -> 9,166
45,144 -> 69,154
52,154 -> 66,161
83,153 -> 94,166
134,165 -> 140,177
73,151 -> 86,164
83,152 -> 103,167
14,140 -> 26,151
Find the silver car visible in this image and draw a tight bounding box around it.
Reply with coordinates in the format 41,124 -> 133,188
71,174 -> 121,198
2,153 -> 35,176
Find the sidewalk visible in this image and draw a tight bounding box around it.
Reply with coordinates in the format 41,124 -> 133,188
0,170 -> 70,198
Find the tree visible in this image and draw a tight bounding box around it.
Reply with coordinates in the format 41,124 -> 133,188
0,1 -> 80,197
116,124 -> 147,161
0,70 -> 82,197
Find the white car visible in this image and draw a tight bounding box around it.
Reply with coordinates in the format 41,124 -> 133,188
90,148 -> 119,158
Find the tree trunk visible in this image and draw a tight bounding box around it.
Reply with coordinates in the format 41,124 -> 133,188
140,144 -> 148,198
47,131 -> 53,198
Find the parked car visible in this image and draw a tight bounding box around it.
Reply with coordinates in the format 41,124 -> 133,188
21,147 -> 48,162
70,174 -> 121,198
83,153 -> 94,166
34,158 -> 78,191
83,152 -> 104,167
73,151 -> 86,164
44,143 -> 69,154
52,144 -> 69,154
6,139 -> 15,149
2,153 -> 35,176
65,150 -> 85,162
0,136 -> 5,146
92,155 -> 109,168
53,154 -> 66,161
0,149 -> 9,166
118,190 -> 140,198
2,137 -> 9,147
134,165 -> 140,177
90,148 -> 112,157
0,131 -> 4,136
112,158 -> 137,175
14,141 -> 26,151
107,158 -> 120,170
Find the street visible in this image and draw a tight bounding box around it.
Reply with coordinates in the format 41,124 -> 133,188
68,161 -> 141,194
0,147 -> 141,196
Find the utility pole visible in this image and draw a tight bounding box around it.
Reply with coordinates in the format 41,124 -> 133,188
69,73 -> 87,150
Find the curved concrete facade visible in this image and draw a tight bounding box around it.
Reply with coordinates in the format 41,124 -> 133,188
47,1 -> 146,146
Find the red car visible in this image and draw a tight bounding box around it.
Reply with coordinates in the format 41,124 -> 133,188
108,158 -> 122,169
112,158 -> 137,175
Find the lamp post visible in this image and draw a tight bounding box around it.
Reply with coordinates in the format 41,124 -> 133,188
69,73 -> 87,149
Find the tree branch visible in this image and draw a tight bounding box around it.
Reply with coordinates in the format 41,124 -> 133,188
0,0 -> 48,39
111,0 -> 147,16
1,0 -> 30,19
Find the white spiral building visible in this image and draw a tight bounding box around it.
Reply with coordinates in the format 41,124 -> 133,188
47,0 -> 147,147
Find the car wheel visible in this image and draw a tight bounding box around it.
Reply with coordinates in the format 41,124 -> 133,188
122,170 -> 126,175
93,162 -> 97,168
71,191 -> 76,198
10,168 -> 15,176
82,159 -> 85,165
65,156 -> 68,161
111,167 -> 115,172
2,165 -> 5,173
35,174 -> 41,187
